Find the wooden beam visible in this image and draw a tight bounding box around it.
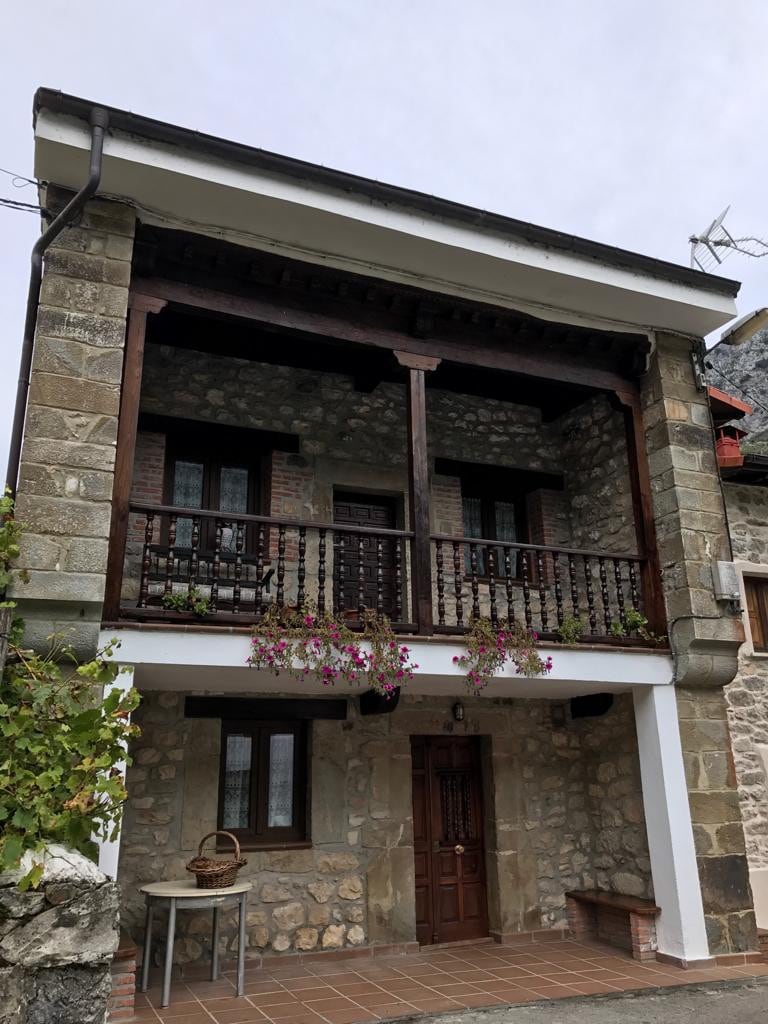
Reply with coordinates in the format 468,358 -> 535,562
130,277 -> 637,396
103,301 -> 166,619
394,351 -> 441,372
616,391 -> 666,636
405,363 -> 434,635
185,696 -> 348,720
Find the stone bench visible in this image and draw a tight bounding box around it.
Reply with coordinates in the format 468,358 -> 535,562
566,889 -> 660,961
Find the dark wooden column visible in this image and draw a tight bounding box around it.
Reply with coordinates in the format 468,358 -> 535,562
103,295 -> 167,620
616,389 -> 666,636
395,351 -> 441,634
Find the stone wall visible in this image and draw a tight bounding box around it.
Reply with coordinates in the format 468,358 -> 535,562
0,847 -> 119,1024
641,333 -> 756,954
557,395 -> 636,554
723,482 -> 768,914
11,190 -> 136,657
117,688 -> 649,961
123,344 -> 639,619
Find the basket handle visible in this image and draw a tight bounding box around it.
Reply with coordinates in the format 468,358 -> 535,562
198,830 -> 241,861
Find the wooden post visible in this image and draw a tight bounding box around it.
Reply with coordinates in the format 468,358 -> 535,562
395,351 -> 440,634
617,390 -> 667,637
103,295 -> 166,620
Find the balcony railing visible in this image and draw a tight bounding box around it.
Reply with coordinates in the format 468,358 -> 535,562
116,502 -> 651,645
431,534 -> 645,641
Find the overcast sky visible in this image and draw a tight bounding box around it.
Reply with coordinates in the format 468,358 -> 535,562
2,0 -> 767,475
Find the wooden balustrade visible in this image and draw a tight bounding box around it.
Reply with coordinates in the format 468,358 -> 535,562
430,533 -> 648,642
117,503 -> 654,645
124,502 -> 416,629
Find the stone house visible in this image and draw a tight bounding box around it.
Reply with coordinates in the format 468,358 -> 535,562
6,88 -> 760,969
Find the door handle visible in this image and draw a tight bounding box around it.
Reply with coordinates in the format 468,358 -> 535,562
454,844 -> 465,855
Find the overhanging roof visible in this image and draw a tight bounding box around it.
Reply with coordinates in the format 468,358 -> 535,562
32,88 -> 740,337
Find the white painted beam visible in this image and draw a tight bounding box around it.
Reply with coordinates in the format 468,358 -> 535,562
100,628 -> 673,698
96,665 -> 135,880
633,684 -> 711,963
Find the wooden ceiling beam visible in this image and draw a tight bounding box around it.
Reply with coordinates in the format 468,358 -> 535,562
131,276 -> 637,396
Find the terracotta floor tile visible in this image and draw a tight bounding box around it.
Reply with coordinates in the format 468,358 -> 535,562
391,996 -> 458,1013
332,983 -> 387,997
249,990 -> 304,1007
304,997 -> 364,1012
243,982 -> 286,995
567,980 -> 621,995
489,966 -> 537,979
290,977 -> 338,991
428,981 -> 483,995
265,1016 -> 324,1024
283,987 -> 334,1002
156,1014 -> 212,1024
266,1002 -> 312,1019
380,977 -> 430,992
210,1009 -> 267,1024
155,1001 -> 205,1018
456,992 -> 508,1008
205,997 -> 258,1011
354,991 -> 416,1008
449,968 -> 496,981
364,1003 -> 417,1019
314,1010 -> 379,1024
393,963 -> 447,977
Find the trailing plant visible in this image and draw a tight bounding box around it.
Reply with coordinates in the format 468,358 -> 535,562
249,607 -> 418,698
0,635 -> 140,889
0,489 -> 28,647
452,617 -> 553,692
609,607 -> 665,645
162,587 -> 211,616
555,614 -> 585,645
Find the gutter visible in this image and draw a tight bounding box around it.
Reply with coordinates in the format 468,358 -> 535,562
33,88 -> 740,301
4,106 -> 109,498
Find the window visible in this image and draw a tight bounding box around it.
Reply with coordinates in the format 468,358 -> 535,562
164,432 -> 263,552
462,494 -> 522,576
745,576 -> 768,652
219,721 -> 307,846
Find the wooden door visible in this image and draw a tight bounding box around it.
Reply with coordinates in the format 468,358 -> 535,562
333,492 -> 398,615
411,736 -> 489,945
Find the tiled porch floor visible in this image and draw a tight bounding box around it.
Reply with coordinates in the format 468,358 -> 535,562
135,938 -> 768,1024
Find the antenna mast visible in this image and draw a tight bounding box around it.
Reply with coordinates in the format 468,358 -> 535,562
690,206 -> 768,271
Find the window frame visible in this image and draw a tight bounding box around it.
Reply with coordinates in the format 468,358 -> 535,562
744,574 -> 768,654
162,429 -> 267,554
460,483 -> 529,581
217,720 -> 308,849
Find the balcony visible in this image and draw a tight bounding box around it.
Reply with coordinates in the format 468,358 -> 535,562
115,500 -> 651,646
102,228 -> 665,647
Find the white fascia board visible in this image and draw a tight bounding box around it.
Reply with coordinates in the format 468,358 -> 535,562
100,628 -> 673,699
36,112 -> 736,338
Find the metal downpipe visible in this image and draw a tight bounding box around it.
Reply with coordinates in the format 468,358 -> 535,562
4,106 -> 109,498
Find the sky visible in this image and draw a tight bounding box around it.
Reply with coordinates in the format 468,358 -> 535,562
2,0 -> 768,475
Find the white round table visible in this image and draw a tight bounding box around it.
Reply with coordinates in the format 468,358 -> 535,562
139,879 -> 252,1007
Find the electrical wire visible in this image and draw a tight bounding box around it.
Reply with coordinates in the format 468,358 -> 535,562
0,166 -> 37,188
0,196 -> 44,213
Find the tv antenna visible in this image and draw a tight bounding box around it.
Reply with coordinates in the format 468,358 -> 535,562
690,206 -> 768,271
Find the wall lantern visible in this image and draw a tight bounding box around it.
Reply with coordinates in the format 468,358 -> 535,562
452,702 -> 465,722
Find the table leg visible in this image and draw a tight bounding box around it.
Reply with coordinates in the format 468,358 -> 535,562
140,899 -> 153,993
237,892 -> 247,997
211,905 -> 220,982
161,897 -> 176,1008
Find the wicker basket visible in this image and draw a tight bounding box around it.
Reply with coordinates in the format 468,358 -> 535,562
186,831 -> 247,889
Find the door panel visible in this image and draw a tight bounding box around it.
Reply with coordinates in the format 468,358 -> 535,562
411,736 -> 489,945
333,493 -> 398,615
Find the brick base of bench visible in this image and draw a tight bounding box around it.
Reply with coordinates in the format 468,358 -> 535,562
108,930 -> 138,1022
759,928 -> 768,963
566,890 -> 659,962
